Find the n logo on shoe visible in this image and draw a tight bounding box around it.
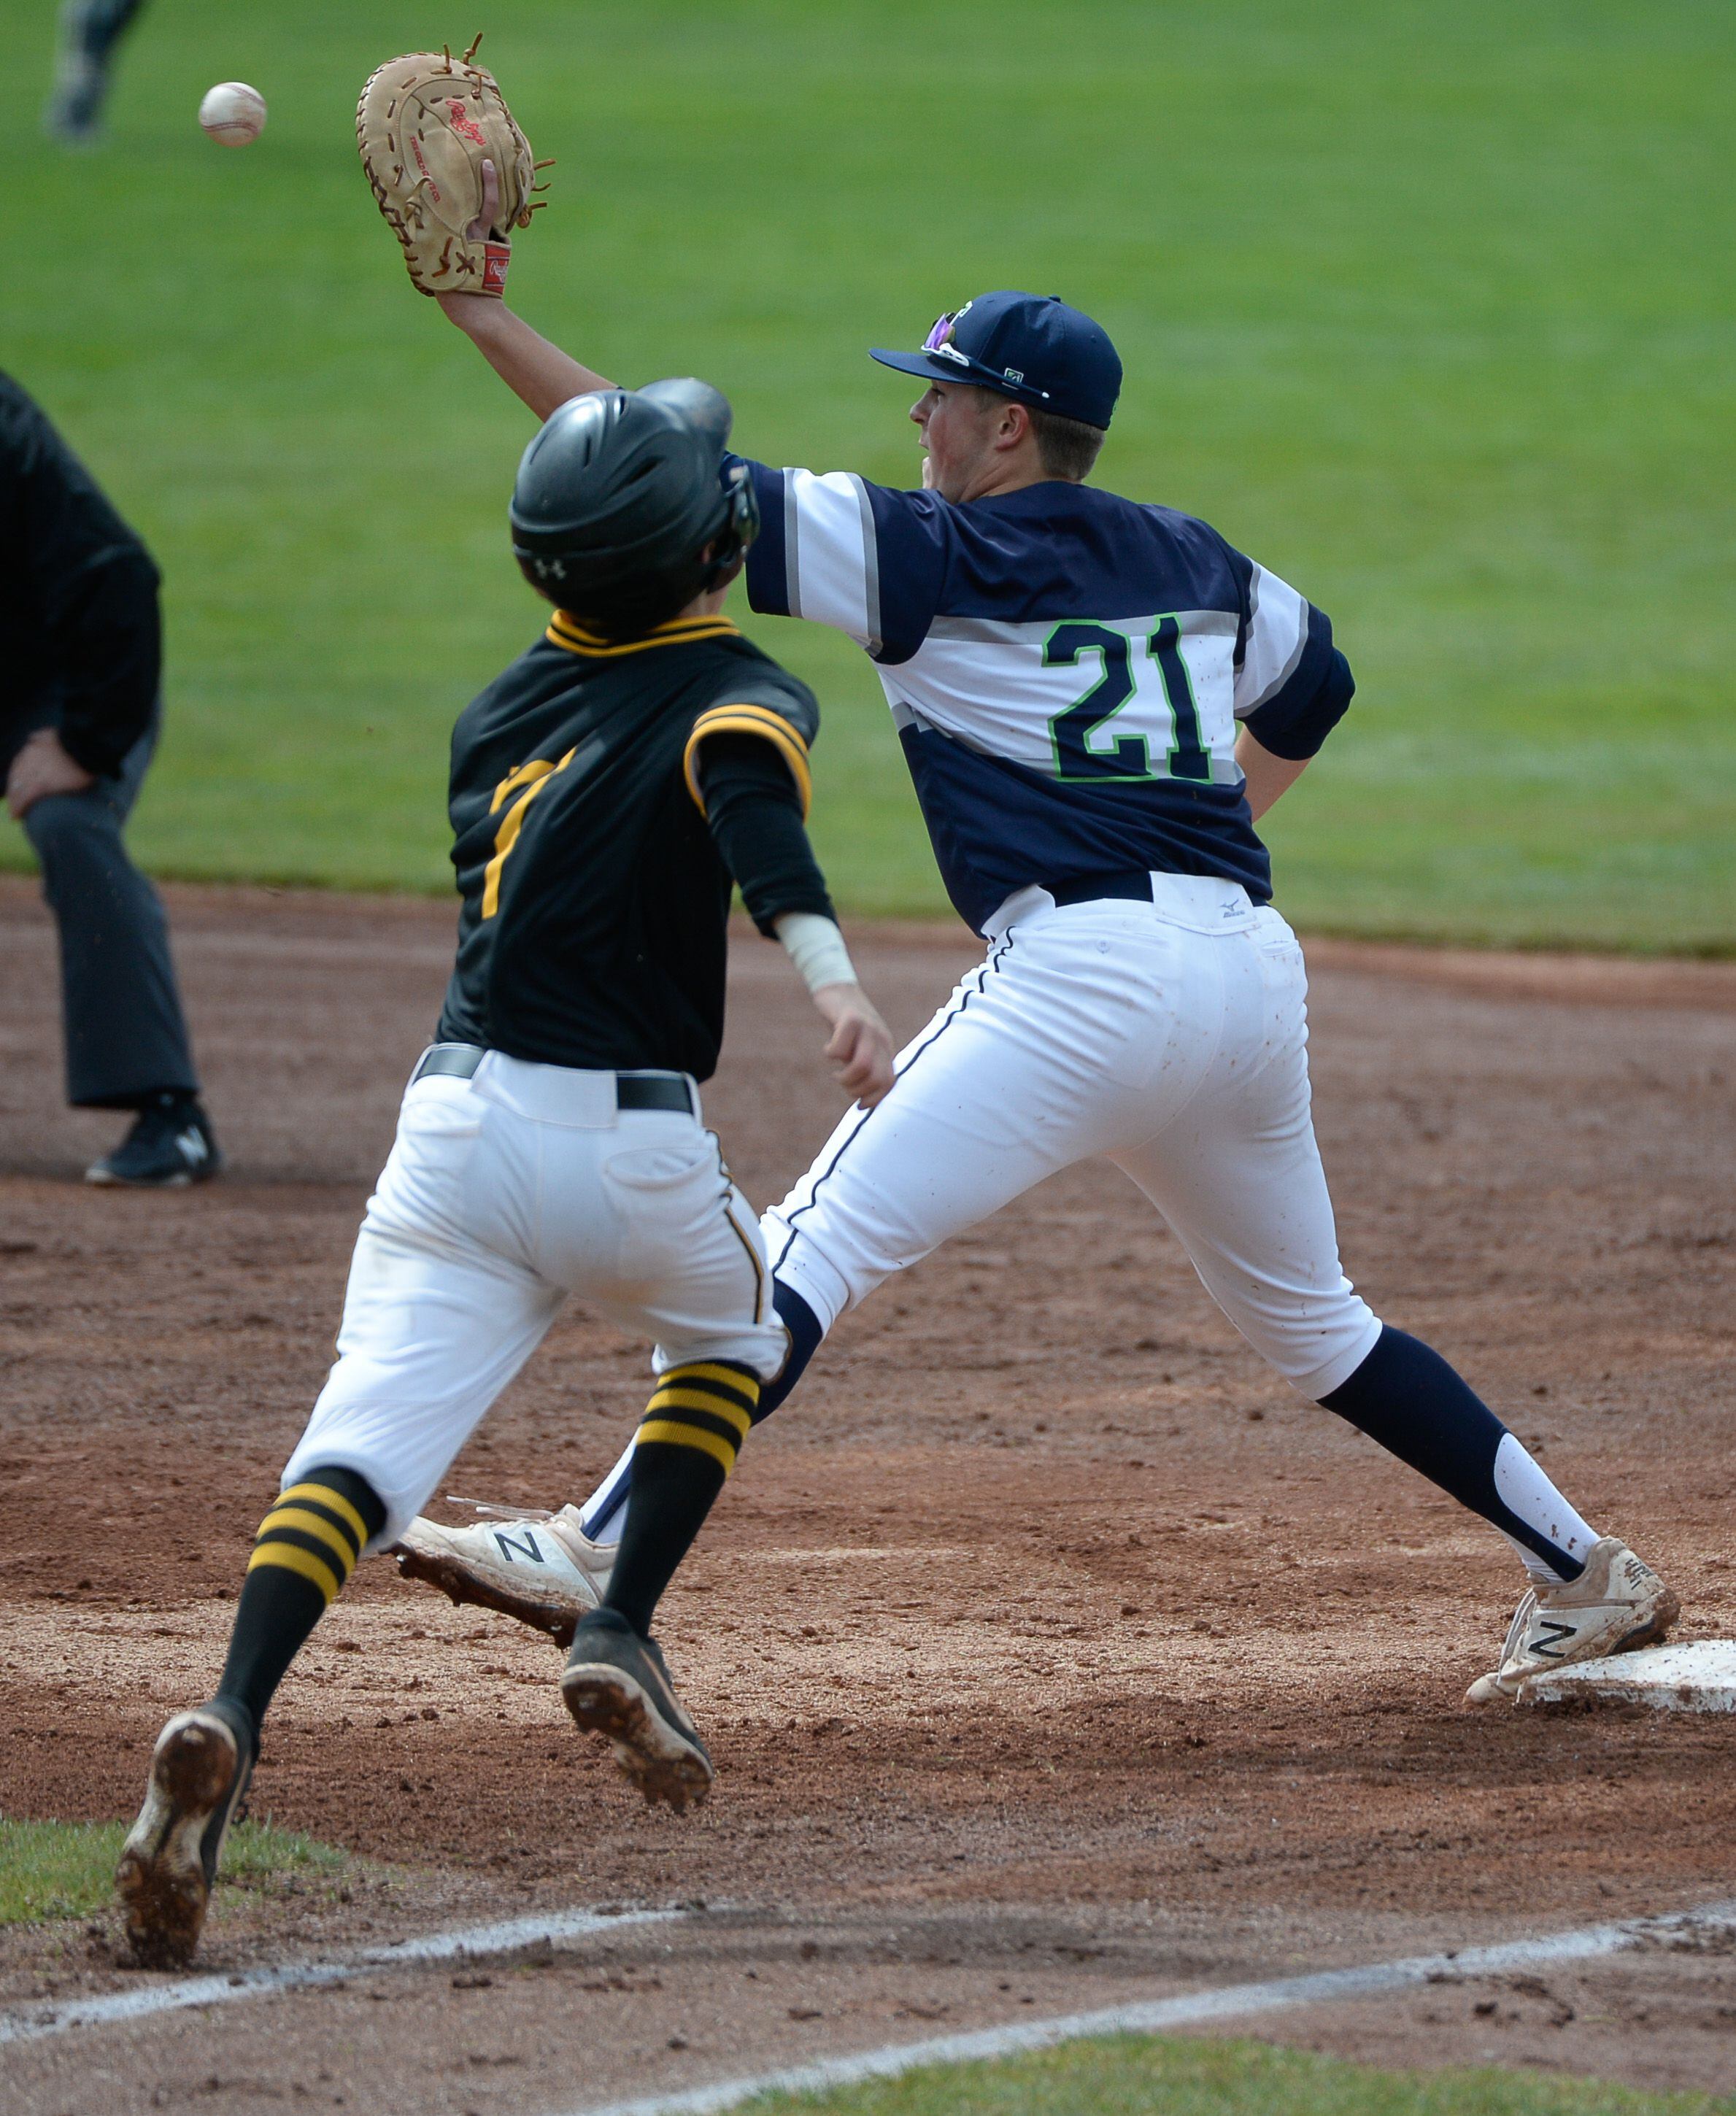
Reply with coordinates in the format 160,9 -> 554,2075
1531,1618 -> 1578,1660
493,1529 -> 544,1566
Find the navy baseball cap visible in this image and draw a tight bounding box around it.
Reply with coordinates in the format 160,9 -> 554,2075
870,291 -> 1122,429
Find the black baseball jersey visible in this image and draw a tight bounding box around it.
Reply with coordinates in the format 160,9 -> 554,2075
438,611 -> 822,1079
0,372 -> 161,776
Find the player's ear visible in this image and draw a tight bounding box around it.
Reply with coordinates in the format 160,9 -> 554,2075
1000,400 -> 1033,451
696,536 -> 745,594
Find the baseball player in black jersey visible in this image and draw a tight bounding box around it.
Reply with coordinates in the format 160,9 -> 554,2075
115,379 -> 895,1966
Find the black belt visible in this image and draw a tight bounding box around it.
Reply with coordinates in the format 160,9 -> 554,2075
411,1044 -> 695,1114
1048,870 -> 1155,908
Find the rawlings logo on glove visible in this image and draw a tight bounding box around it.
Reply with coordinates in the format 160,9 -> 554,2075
356,34 -> 550,298
446,99 -> 487,147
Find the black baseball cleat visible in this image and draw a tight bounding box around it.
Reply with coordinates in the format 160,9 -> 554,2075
115,1700 -> 256,1966
560,1609 -> 714,1812
86,1097 -> 222,1188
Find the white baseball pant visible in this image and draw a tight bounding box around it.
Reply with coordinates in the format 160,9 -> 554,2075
282,1051 -> 784,1548
763,877 -> 1382,1399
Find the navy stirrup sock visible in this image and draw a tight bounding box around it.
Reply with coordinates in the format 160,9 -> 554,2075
754,1280 -> 824,1422
1319,1327 -> 1588,1582
579,1281 -> 824,1545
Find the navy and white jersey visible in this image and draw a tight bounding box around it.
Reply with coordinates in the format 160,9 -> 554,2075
733,463 -> 1354,934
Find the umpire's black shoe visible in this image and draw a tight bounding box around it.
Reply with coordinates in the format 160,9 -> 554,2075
116,1699 -> 256,1966
86,1096 -> 223,1188
561,1609 -> 714,1812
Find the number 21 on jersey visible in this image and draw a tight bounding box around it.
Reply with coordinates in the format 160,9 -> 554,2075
1045,619 -> 1211,784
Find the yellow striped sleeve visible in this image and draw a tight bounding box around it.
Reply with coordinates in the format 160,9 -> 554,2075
279,1482 -> 370,1549
247,1540 -> 343,1603
682,706 -> 813,819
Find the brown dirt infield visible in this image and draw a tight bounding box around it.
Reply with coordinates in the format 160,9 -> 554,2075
1,877 -> 1733,2112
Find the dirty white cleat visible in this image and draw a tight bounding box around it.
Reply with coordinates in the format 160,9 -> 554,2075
115,1703 -> 255,1966
393,1500 -> 609,1648
1465,1537 -> 1679,1705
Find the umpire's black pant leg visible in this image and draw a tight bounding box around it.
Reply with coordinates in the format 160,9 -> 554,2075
22,709 -> 199,1108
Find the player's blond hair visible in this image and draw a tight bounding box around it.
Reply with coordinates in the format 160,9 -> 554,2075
1029,407 -> 1107,483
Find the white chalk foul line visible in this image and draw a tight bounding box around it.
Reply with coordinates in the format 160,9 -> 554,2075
0,1902 -> 682,2047
572,1898 -> 1736,2116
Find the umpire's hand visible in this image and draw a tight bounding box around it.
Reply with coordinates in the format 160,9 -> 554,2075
7,729 -> 96,819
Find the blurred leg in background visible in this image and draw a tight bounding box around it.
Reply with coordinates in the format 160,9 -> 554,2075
44,0 -> 150,143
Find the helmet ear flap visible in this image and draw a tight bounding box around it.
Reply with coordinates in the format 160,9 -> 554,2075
700,461 -> 760,589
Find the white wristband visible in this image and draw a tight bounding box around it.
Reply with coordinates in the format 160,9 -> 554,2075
774,911 -> 857,997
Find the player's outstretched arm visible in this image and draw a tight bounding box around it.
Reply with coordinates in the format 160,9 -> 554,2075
436,291 -> 615,418
434,159 -> 617,417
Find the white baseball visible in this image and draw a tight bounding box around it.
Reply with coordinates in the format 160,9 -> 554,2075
198,82 -> 267,147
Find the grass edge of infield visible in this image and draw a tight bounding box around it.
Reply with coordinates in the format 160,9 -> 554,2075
732,2028 -> 1736,2116
0,1815 -> 350,1928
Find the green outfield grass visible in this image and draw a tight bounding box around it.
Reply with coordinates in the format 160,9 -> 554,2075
6,1 -> 1732,947
744,2037 -> 1735,2116
0,1816 -> 348,1926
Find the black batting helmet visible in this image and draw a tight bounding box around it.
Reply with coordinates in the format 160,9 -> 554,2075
509,379 -> 758,638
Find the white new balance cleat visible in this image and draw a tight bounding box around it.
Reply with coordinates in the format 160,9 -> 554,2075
393,1500 -> 610,1648
1464,1537 -> 1679,1705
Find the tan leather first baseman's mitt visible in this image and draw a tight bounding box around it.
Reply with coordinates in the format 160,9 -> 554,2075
357,36 -> 547,297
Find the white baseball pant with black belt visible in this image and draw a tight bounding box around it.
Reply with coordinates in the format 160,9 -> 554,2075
282,1051 -> 784,1548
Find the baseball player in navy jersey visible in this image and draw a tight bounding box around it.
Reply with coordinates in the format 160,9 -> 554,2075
407,271 -> 1679,1715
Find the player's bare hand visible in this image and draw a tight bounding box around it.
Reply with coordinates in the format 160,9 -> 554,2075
432,161 -> 505,331
6,728 -> 95,819
814,983 -> 895,1108
468,156 -> 501,242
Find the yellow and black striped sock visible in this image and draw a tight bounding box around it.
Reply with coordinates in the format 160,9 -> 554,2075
603,1362 -> 760,1637
214,1467 -> 386,1733
636,1362 -> 757,1475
